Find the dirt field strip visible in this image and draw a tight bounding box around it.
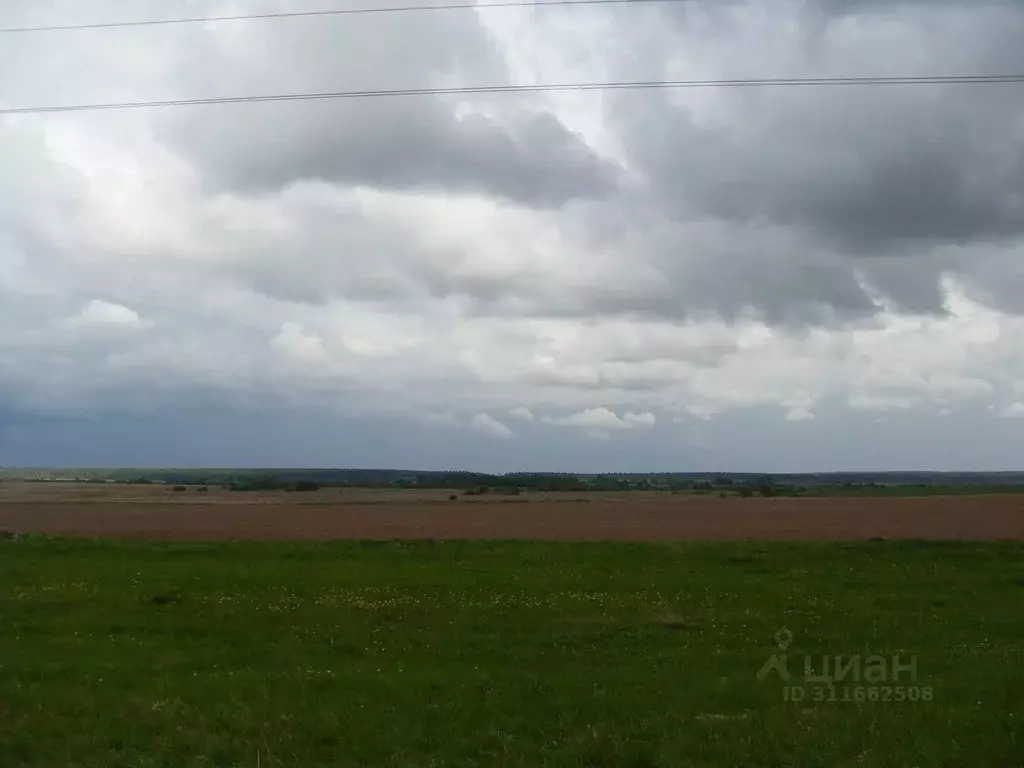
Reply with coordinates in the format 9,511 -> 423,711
1,483 -> 1023,540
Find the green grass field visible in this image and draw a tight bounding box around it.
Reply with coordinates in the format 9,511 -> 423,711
1,538 -> 1022,767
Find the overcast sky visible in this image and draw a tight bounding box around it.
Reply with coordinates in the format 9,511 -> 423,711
3,0 -> 1024,472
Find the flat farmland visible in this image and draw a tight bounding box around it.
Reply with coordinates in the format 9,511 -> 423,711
2,482 -> 1023,540
2,537 -> 1023,767
3,483 -> 1024,766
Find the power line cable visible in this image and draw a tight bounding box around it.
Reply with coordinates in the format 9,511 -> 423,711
1,0 -> 687,34
3,74 -> 1023,117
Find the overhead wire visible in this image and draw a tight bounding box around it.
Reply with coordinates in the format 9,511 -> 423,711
3,0 -> 688,34
3,74 -> 1024,117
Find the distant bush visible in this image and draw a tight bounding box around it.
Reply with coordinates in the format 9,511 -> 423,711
229,476 -> 291,492
171,486 -> 188,492
291,481 -> 322,493
739,488 -> 753,499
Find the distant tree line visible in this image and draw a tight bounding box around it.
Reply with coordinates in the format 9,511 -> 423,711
212,471 -> 795,495
226,477 -> 324,492
21,467 -> 1024,497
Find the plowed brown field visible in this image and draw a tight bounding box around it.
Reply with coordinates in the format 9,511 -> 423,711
2,482 -> 1023,540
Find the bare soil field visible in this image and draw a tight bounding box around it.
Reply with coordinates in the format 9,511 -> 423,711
1,482 -> 1022,540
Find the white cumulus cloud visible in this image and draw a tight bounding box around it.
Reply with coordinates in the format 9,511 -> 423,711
270,322 -> 331,365
544,407 -> 656,431
469,413 -> 514,438
70,300 -> 147,330
508,406 -> 535,422
785,407 -> 815,422
1001,402 -> 1024,419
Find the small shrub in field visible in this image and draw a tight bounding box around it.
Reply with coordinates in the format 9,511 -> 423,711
150,593 -> 182,606
171,486 -> 187,492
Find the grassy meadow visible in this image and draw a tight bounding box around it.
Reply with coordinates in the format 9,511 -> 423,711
1,538 -> 1022,767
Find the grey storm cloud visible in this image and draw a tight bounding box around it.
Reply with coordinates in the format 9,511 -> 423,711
564,0 -> 1024,321
616,84 -> 1024,249
169,101 -> 621,206
154,4 -> 620,205
6,0 -> 1024,470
